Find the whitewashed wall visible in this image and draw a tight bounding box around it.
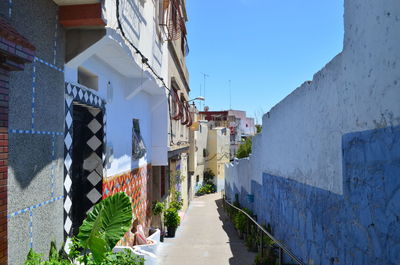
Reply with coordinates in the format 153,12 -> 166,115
65,0 -> 170,175
103,0 -> 165,76
228,0 -> 400,195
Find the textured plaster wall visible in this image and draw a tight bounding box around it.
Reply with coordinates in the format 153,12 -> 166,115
2,1 -> 66,264
257,0 -> 400,194
226,126 -> 400,264
225,0 -> 400,264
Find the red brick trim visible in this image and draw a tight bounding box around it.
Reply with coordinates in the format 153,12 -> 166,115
0,18 -> 35,51
59,4 -> 106,28
0,68 -> 8,265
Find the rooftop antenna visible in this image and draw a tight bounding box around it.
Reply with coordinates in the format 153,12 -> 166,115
229,79 -> 232,110
201,72 -> 209,107
199,83 -> 202,110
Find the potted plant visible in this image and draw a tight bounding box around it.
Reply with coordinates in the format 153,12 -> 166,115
152,201 -> 165,216
152,201 -> 165,241
164,207 -> 180,237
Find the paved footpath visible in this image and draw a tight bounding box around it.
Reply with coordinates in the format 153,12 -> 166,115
156,193 -> 256,265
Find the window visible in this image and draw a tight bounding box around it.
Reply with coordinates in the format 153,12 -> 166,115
78,67 -> 98,90
132,119 -> 146,160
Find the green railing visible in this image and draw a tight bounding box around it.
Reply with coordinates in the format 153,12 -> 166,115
223,195 -> 305,265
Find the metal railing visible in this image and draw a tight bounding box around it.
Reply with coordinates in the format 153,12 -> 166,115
223,196 -> 305,265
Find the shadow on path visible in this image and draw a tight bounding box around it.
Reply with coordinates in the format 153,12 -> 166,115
215,198 -> 256,265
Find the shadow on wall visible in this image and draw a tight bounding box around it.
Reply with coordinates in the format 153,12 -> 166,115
225,125 -> 400,265
214,198 -> 257,265
9,133 -> 64,189
119,0 -> 144,40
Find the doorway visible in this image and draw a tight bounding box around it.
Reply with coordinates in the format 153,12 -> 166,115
70,104 -> 104,235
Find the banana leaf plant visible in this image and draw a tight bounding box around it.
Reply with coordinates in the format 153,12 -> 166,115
76,192 -> 133,263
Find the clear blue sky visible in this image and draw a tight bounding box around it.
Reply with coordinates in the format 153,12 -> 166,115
186,0 -> 344,124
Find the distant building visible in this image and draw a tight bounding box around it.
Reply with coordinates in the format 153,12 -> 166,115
206,127 -> 230,191
199,109 -> 255,159
188,111 -> 208,197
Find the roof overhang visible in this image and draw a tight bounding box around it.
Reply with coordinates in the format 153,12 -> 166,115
66,28 -> 164,97
59,3 -> 105,28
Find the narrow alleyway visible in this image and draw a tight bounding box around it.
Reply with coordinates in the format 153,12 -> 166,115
158,194 -> 255,265
156,193 -> 256,265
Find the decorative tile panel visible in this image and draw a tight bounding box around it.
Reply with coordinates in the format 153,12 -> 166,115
64,82 -> 106,237
102,164 -> 152,246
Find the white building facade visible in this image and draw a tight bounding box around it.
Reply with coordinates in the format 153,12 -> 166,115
59,0 -> 170,237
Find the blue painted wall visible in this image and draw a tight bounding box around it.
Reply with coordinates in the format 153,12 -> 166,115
225,125 -> 400,264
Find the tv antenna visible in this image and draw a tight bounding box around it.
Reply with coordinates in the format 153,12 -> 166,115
201,72 -> 209,107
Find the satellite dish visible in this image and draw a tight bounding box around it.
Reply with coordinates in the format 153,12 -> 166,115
204,106 -> 209,111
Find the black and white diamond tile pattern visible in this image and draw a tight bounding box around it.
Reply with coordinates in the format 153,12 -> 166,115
85,107 -> 104,205
64,82 -> 106,237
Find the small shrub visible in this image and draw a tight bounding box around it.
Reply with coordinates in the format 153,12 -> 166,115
164,207 -> 180,228
196,183 -> 216,196
196,170 -> 217,196
234,211 -> 247,232
24,249 -> 43,265
77,250 -> 144,265
203,169 -> 215,184
152,201 -> 165,216
25,243 -> 144,265
245,234 -> 258,252
236,137 -> 252,158
256,125 -> 262,134
170,200 -> 183,211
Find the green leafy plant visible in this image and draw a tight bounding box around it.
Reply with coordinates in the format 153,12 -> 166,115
234,211 -> 248,232
76,249 -> 144,265
164,207 -> 180,229
24,243 -> 145,265
67,237 -> 84,261
170,200 -> 183,211
25,249 -> 43,265
152,201 -> 165,216
196,169 -> 217,196
203,169 -> 215,184
24,193 -> 140,265
236,137 -> 252,158
245,234 -> 258,252
76,192 -> 133,263
196,183 -> 216,195
24,242 -> 73,265
174,191 -> 182,201
233,208 -> 252,233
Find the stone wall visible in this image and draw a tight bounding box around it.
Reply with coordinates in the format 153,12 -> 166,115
0,1 -> 66,264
